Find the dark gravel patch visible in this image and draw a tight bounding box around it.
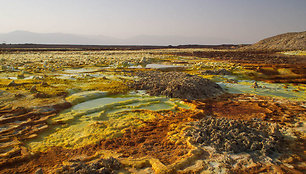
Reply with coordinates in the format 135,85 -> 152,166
185,116 -> 283,155
57,157 -> 121,174
131,71 -> 224,100
201,69 -> 232,75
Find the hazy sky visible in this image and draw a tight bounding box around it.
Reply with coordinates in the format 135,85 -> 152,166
1,0 -> 305,44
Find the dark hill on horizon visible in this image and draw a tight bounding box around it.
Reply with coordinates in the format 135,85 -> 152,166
242,31 -> 306,51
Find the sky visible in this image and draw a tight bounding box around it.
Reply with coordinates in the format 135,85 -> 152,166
0,0 -> 305,44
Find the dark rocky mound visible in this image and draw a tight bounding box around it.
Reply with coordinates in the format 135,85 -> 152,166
56,157 -> 121,174
132,71 -> 224,100
242,31 -> 306,51
202,69 -> 232,75
186,116 -> 283,155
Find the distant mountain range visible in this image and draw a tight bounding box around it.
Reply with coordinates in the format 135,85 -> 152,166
0,30 -> 234,45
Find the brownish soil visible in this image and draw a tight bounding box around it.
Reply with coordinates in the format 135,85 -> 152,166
192,94 -> 305,125
99,110 -> 195,164
169,50 -> 306,83
243,63 -> 306,83
171,50 -> 306,65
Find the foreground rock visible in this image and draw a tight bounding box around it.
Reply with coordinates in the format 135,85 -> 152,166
186,116 -> 283,155
56,157 -> 121,174
132,71 -> 224,100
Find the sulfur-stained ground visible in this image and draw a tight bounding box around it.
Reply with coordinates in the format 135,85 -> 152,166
0,49 -> 305,173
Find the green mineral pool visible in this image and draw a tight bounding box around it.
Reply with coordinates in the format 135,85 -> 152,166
217,78 -> 306,101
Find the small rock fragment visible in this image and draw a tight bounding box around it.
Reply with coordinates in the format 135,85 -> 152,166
30,85 -> 38,93
17,74 -> 25,79
8,80 -> 17,87
41,81 -> 49,87
35,168 -> 43,174
251,81 -> 260,88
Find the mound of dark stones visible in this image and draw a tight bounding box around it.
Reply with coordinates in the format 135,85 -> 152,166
185,116 -> 283,155
202,69 -> 232,75
132,71 -> 224,100
57,157 -> 121,174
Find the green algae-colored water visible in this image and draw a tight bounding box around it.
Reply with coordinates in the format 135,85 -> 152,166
215,75 -> 306,101
72,96 -> 138,111
56,94 -> 189,123
200,73 -> 305,101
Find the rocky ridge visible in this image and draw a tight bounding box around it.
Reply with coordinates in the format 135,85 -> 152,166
242,31 -> 306,51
